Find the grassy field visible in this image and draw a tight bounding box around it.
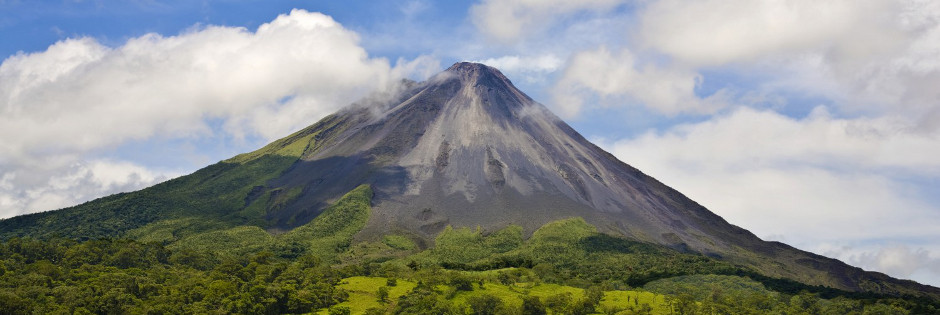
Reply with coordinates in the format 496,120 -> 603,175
317,276 -> 418,314
317,275 -> 673,314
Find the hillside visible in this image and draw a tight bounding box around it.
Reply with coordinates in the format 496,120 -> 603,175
0,190 -> 935,313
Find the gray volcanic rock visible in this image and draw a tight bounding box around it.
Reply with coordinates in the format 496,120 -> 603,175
269,62 -> 716,246
254,62 -> 936,296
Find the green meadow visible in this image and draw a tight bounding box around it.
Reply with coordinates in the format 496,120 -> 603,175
317,275 -> 671,315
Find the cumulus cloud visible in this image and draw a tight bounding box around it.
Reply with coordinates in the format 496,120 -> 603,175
0,160 -> 178,218
637,0 -> 904,67
620,107 -> 940,175
855,246 -> 940,281
596,107 -> 940,285
821,244 -> 940,286
1,9 -> 399,159
552,47 -> 730,117
470,0 -> 626,43
0,9 -> 437,218
517,0 -> 940,126
635,0 -> 940,124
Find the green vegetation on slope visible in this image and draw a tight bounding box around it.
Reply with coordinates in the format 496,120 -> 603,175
0,180 -> 935,315
225,114 -> 344,164
415,218 -> 740,289
0,215 -> 936,314
156,184 -> 373,261
279,184 -> 373,261
0,154 -> 299,241
428,225 -> 524,266
0,113 -> 352,242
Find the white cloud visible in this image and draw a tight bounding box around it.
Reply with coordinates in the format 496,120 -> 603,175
479,0 -> 940,128
637,0 -> 904,67
0,9 -> 439,217
0,9 -> 425,163
466,0 -> 940,123
821,244 -> 940,286
634,0 -> 940,125
470,0 -> 626,44
0,159 -> 177,218
596,107 -> 940,286
615,106 -> 940,175
473,54 -> 562,83
855,246 -> 940,281
474,54 -> 562,74
552,47 -> 730,117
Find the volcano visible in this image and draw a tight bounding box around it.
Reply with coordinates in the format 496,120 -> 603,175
2,62 -> 938,299
262,62 -> 733,244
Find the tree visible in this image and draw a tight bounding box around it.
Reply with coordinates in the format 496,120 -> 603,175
467,294 -> 505,315
497,271 -> 517,286
329,305 -> 351,315
532,263 -> 557,283
667,293 -> 698,315
585,285 -> 604,305
569,299 -> 596,315
377,286 -> 390,303
521,295 -> 547,315
862,303 -> 909,315
788,291 -> 821,314
545,292 -> 573,314
168,248 -> 214,270
394,288 -> 460,315
450,273 -> 474,292
0,292 -> 30,315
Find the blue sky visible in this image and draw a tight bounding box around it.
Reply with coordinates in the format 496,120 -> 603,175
2,0 -> 940,287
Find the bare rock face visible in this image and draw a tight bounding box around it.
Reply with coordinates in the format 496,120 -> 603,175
264,63 -> 760,249
266,63 -> 755,261
259,62 -> 934,295
268,62 -> 721,247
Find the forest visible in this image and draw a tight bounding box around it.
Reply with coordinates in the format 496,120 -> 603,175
1,229 -> 934,314
0,185 -> 937,314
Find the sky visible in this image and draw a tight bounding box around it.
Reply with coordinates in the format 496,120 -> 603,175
2,0 -> 939,287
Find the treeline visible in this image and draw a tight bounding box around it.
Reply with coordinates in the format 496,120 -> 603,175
1,214 -> 938,314
1,236 -> 937,314
0,238 -> 347,314
406,219 -> 938,314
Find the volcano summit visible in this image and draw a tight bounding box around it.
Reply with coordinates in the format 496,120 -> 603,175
2,62 -> 938,300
